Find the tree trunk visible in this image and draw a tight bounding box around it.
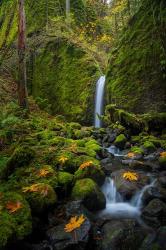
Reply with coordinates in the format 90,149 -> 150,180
18,0 -> 28,109
66,0 -> 70,19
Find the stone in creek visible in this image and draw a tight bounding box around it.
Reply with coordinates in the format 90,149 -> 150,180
46,217 -> 91,250
111,169 -> 149,200
98,219 -> 146,250
142,199 -> 166,228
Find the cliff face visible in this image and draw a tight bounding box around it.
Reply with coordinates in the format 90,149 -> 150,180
0,0 -> 100,123
106,0 -> 166,114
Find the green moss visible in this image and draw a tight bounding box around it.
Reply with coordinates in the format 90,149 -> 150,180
74,164 -> 105,186
71,178 -> 106,211
114,134 -> 127,149
23,183 -> 57,213
131,146 -> 144,155
6,146 -> 35,177
106,0 -> 166,114
159,156 -> 166,168
0,192 -> 32,248
143,141 -> 156,153
57,171 -> 74,196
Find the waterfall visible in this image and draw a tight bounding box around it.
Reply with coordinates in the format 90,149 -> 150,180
99,177 -> 156,219
94,76 -> 106,128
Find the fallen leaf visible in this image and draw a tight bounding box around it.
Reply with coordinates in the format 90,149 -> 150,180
6,201 -> 23,213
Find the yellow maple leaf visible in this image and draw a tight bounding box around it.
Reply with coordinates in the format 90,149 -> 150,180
6,201 -> 23,214
37,168 -> 51,178
79,161 -> 93,170
59,156 -> 68,165
160,152 -> 166,158
22,184 -> 40,193
64,214 -> 85,233
127,152 -> 135,158
123,171 -> 138,181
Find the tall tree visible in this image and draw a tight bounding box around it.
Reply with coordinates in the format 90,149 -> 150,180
18,0 -> 28,109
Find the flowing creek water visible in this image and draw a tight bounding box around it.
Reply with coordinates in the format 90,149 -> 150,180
94,76 -> 156,223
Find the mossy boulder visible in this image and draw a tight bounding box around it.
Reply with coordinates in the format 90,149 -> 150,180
131,146 -> 144,156
0,192 -> 32,249
74,164 -> 105,186
6,146 -> 35,176
159,156 -> 166,169
57,171 -> 74,196
143,141 -> 156,154
22,183 -> 57,213
114,134 -> 127,149
71,178 -> 106,211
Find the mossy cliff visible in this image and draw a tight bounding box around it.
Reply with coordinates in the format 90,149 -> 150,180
106,0 -> 166,113
0,0 -> 100,123
32,40 -> 99,124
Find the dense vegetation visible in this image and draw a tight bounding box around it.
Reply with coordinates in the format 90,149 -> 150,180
0,0 -> 166,250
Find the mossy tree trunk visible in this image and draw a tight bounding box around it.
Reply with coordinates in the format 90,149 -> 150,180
18,0 -> 28,109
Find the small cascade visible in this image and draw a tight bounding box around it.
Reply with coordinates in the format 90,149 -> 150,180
94,76 -> 106,128
99,177 -> 156,219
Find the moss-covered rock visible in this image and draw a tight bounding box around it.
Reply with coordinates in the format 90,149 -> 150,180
57,171 -> 74,196
0,192 -> 32,249
143,141 -> 156,154
114,134 -> 127,149
74,164 -> 105,186
22,183 -> 57,213
131,146 -> 144,155
5,146 -> 35,177
71,178 -> 106,211
159,156 -> 166,169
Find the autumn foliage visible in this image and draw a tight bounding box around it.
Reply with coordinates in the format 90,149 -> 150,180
64,214 -> 86,233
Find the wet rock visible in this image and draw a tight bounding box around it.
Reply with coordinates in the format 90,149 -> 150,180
46,216 -> 91,250
142,185 -> 166,204
111,169 -> 149,200
71,178 -> 106,211
65,200 -> 94,221
99,219 -> 145,250
143,152 -> 159,161
142,199 -> 166,228
114,134 -> 127,150
139,227 -> 166,250
158,176 -> 166,188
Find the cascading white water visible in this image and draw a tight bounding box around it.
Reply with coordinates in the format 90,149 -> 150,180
99,177 -> 155,219
94,76 -> 106,128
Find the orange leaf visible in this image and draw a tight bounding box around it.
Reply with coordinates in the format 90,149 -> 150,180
127,152 -> 135,158
160,152 -> 166,158
64,214 -> 86,233
79,161 -> 93,170
6,201 -> 23,214
123,171 -> 138,181
37,168 -> 51,177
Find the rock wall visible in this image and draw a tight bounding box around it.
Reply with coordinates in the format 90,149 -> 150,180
106,0 -> 166,113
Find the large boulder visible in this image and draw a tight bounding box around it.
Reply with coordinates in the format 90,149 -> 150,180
74,164 -> 105,186
0,192 -> 32,249
99,219 -> 145,250
71,178 -> 106,211
142,199 -> 166,228
111,170 -> 149,200
114,134 -> 127,149
46,215 -> 91,250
